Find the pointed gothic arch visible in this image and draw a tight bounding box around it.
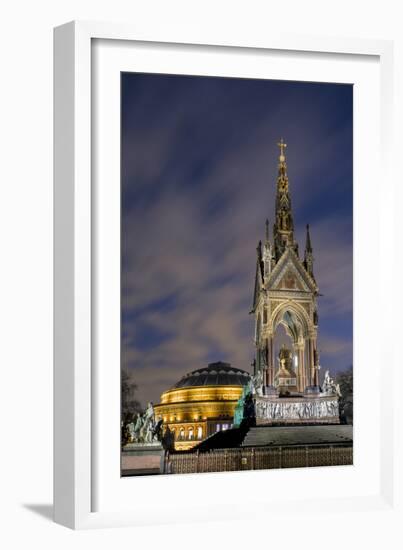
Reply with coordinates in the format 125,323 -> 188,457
269,301 -> 314,392
270,301 -> 312,340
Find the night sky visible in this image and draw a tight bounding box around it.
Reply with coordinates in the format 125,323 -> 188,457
121,73 -> 353,407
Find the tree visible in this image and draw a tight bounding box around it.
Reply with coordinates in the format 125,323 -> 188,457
336,366 -> 353,425
121,369 -> 142,422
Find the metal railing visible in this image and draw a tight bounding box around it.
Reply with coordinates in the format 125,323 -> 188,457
164,445 -> 352,474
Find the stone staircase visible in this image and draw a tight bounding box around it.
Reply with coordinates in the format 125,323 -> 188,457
242,424 -> 353,447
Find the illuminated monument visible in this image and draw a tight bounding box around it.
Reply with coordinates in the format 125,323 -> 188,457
153,140 -> 340,456
249,139 -> 340,424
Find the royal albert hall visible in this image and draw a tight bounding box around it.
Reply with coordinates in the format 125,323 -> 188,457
154,362 -> 250,450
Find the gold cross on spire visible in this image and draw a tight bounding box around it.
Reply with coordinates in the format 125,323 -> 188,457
277,138 -> 287,161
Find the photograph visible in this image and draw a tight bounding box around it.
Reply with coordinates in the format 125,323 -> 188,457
120,72 -> 353,476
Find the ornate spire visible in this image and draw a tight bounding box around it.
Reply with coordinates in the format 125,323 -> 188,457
263,219 -> 273,281
252,240 -> 264,312
304,224 -> 314,278
276,138 -> 288,193
273,138 -> 297,261
257,239 -> 262,258
305,224 -> 312,252
278,137 -> 287,162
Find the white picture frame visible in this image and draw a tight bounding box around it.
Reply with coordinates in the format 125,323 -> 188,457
54,21 -> 397,530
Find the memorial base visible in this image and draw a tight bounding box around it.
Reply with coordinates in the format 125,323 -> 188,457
121,442 -> 165,476
255,394 -> 340,425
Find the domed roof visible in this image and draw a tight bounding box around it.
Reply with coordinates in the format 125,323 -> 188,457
171,362 -> 250,389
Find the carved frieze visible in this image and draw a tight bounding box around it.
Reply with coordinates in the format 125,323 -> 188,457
255,396 -> 340,422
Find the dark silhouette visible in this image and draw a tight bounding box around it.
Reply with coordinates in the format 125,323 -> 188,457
121,369 -> 142,422
336,366 -> 353,424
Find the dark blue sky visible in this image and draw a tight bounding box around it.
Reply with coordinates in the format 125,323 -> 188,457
121,73 -> 353,406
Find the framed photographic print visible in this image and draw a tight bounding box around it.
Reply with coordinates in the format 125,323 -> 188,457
54,21 -> 396,529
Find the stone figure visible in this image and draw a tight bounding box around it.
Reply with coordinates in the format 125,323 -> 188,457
124,406 -> 164,445
127,421 -> 135,443
152,419 -> 163,442
327,399 -> 339,416
321,370 -> 342,397
132,413 -> 143,442
250,369 -> 263,396
233,385 -> 249,427
140,402 -> 155,443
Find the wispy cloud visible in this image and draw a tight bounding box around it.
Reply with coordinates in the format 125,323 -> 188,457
121,74 -> 353,405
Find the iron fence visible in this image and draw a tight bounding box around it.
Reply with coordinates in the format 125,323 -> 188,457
164,445 -> 352,474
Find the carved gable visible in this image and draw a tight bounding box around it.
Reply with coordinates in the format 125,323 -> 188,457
268,248 -> 316,293
272,263 -> 308,291
276,267 -> 305,290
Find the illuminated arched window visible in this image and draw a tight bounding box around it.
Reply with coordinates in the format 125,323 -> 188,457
179,428 -> 185,440
188,428 -> 194,440
197,426 -> 203,439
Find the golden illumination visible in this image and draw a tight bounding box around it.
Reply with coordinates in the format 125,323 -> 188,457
154,384 -> 244,450
159,385 -> 242,405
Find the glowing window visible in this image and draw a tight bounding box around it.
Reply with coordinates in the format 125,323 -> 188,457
197,426 -> 203,439
216,424 -> 221,432
188,428 -> 194,440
